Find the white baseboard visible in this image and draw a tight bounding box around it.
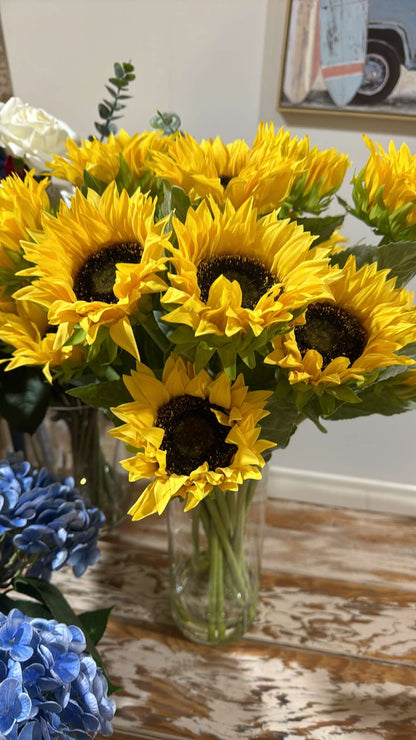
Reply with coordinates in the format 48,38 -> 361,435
269,465 -> 416,517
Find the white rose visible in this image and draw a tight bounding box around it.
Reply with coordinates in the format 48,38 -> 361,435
0,96 -> 78,174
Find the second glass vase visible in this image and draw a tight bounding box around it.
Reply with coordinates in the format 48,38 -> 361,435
23,402 -> 133,529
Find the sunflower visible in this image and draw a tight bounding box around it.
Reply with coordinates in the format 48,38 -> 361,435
352,135 -> 416,241
14,183 -> 170,358
0,300 -> 85,382
0,170 -> 50,304
150,127 -> 300,213
161,198 -> 333,342
109,355 -> 274,519
253,123 -> 350,215
265,256 -> 416,388
49,129 -> 165,188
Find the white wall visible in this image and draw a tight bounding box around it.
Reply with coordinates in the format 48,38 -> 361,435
1,0 -> 415,486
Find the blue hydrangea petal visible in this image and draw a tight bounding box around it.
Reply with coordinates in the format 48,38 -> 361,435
50,653 -> 80,685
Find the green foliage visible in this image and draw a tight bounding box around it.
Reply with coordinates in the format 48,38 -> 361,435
327,374 -> 416,420
67,379 -> 132,409
330,240 -> 416,287
0,364 -> 52,434
294,214 -> 345,246
150,110 -> 182,136
80,169 -> 108,197
347,174 -> 416,243
260,380 -> 303,448
94,61 -> 135,142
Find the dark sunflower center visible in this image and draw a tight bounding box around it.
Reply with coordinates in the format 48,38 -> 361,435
219,174 -> 232,188
73,241 -> 143,303
196,254 -> 275,309
156,394 -> 237,476
294,302 -> 367,369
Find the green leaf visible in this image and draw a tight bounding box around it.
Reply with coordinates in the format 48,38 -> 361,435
98,103 -> 111,119
113,62 -> 124,78
330,241 -> 416,288
301,404 -> 328,434
108,77 -> 128,88
0,593 -> 52,619
115,154 -> 137,195
171,186 -> 191,223
330,384 -> 362,403
78,607 -> 113,645
94,121 -> 110,138
0,365 -> 52,434
373,241 -> 416,287
319,393 -> 336,417
295,214 -> 345,246
150,110 -> 182,135
13,577 -> 122,694
330,243 -> 379,270
105,84 -> 117,99
328,380 -> 416,420
83,169 -> 108,196
217,346 -> 237,379
195,342 -> 215,374
67,379 -> 132,409
260,389 -> 301,448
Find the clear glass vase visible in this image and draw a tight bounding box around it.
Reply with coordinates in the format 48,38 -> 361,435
22,402 -> 133,529
167,469 -> 267,645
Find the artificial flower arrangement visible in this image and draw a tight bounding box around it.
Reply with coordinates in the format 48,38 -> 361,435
0,61 -> 416,646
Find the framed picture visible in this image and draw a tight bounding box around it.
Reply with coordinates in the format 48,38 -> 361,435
278,0 -> 416,119
0,14 -> 12,102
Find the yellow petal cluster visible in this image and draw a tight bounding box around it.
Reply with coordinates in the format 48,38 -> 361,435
162,198 -> 333,339
0,300 -> 85,383
49,129 -> 165,187
360,135 -> 416,222
109,355 -> 275,520
0,171 -> 50,309
266,257 -> 416,387
254,123 -> 350,210
150,127 -> 300,212
14,183 -> 170,358
150,122 -> 349,216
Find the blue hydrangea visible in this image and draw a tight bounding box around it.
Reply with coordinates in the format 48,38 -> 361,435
0,609 -> 115,739
0,457 -> 105,586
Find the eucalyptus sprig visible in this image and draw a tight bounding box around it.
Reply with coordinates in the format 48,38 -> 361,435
150,110 -> 182,136
94,61 -> 136,141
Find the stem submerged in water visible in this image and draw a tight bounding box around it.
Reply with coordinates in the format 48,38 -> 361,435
169,475 -> 266,645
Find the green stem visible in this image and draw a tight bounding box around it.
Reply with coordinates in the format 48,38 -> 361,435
233,484 -> 247,563
198,499 -> 211,540
204,497 -> 247,597
216,543 -> 225,640
227,491 -> 237,536
215,489 -> 232,536
208,518 -> 219,642
191,506 -> 200,566
141,313 -> 171,353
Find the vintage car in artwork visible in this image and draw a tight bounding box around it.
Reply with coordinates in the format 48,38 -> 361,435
355,0 -> 416,103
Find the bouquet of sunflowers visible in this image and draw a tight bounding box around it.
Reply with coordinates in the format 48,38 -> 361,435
0,61 -> 416,644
